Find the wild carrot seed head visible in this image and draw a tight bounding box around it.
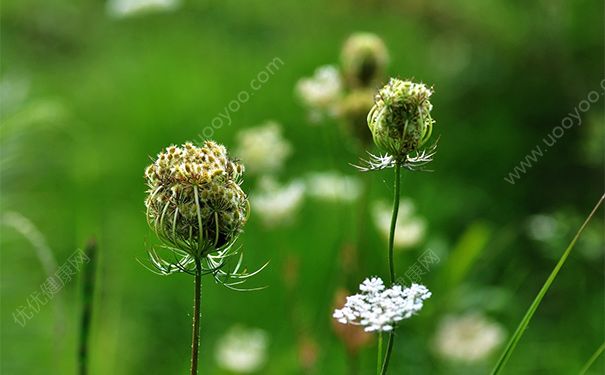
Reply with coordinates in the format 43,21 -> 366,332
367,78 -> 435,159
144,140 -> 248,256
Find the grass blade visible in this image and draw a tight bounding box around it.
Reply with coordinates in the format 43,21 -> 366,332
491,193 -> 604,375
579,341 -> 605,375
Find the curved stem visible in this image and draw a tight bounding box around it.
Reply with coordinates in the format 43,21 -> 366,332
190,258 -> 202,375
381,163 -> 402,375
380,333 -> 395,375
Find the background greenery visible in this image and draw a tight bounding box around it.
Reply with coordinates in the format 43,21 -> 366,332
1,0 -> 603,374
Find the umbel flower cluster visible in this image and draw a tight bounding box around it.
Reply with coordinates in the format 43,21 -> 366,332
333,277 -> 431,332
144,141 -> 256,282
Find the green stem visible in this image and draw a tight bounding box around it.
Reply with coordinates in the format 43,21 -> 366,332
387,163 -> 401,284
377,333 -> 383,375
579,341 -> 605,375
380,163 -> 402,375
78,238 -> 97,375
190,258 -> 202,375
381,332 -> 395,375
491,193 -> 605,375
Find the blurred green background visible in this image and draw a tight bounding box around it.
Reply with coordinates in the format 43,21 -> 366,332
1,0 -> 603,374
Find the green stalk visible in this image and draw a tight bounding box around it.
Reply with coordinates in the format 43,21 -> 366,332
377,333 -> 383,375
190,258 -> 203,375
579,341 -> 605,375
380,163 -> 402,375
79,238 -> 97,375
491,193 -> 604,375
387,164 -> 401,284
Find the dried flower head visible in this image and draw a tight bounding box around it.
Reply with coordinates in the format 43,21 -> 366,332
145,141 -> 248,256
341,33 -> 389,89
367,78 -> 435,160
333,277 -> 431,332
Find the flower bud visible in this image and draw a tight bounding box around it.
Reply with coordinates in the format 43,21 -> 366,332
341,33 -> 389,89
367,78 -> 435,158
144,140 -> 248,256
338,88 -> 376,144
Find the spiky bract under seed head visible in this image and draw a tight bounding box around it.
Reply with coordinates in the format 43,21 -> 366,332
341,33 -> 389,89
144,140 -> 248,256
367,78 -> 435,158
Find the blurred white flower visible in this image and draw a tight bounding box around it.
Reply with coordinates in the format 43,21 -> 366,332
296,65 -> 343,122
0,74 -> 29,116
107,0 -> 180,18
235,121 -> 292,175
526,214 -> 558,241
333,277 -> 431,332
305,171 -> 362,203
250,177 -> 305,227
372,199 -> 426,250
433,312 -> 506,363
215,325 -> 268,373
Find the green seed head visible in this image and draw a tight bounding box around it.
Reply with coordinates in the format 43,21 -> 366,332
144,140 -> 248,256
367,78 -> 435,158
338,88 -> 376,144
341,33 -> 389,89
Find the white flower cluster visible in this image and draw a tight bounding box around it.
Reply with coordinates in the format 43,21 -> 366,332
215,325 -> 268,373
333,277 -> 431,332
295,65 -> 342,122
250,177 -> 305,227
372,199 -> 426,250
235,121 -> 292,175
433,312 -> 505,363
304,171 -> 362,203
107,0 -> 180,18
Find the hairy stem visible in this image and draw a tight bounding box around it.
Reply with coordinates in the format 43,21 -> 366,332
190,258 -> 202,375
381,163 -> 402,375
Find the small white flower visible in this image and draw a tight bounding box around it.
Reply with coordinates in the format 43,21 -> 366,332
295,65 -> 343,122
215,325 -> 268,373
250,177 -> 305,227
305,171 -> 362,203
235,121 -> 292,175
372,199 -> 426,250
107,0 -> 180,18
333,277 -> 431,333
433,312 -> 506,363
526,214 -> 558,241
